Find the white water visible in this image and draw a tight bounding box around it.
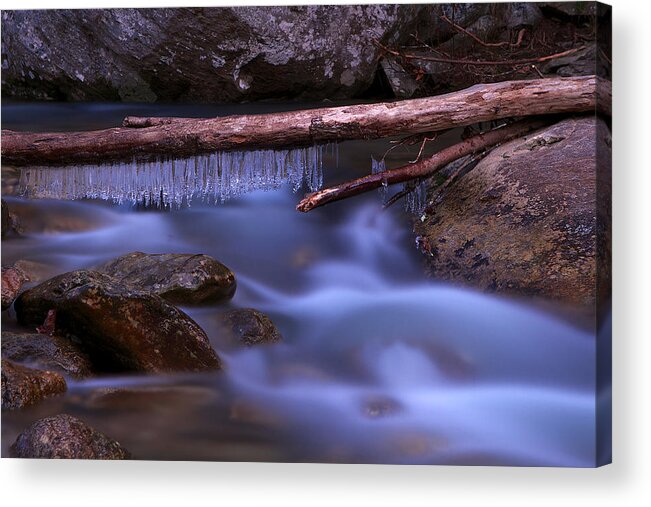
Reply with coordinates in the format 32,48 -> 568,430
2,190 -> 600,466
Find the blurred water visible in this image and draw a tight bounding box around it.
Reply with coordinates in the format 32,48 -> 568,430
1,103 -> 600,465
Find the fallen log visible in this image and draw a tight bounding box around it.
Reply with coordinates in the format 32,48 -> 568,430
296,118 -> 550,213
2,76 -> 609,167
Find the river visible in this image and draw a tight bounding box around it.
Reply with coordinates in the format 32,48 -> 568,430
1,102 -> 602,466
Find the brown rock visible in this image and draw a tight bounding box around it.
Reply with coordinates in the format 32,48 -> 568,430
216,308 -> 283,347
1,359 -> 67,410
414,116 -> 611,310
12,260 -> 57,285
1,331 -> 94,379
9,414 -> 130,459
94,251 -> 236,305
14,270 -> 222,373
2,264 -> 27,310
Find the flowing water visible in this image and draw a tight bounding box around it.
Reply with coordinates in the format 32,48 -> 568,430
1,102 -> 605,466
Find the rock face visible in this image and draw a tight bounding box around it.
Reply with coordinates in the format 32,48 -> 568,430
1,6 -> 423,102
216,309 -> 283,347
14,270 -> 222,373
414,117 -> 611,309
1,359 -> 67,410
94,251 -> 236,305
2,264 -> 27,310
2,331 -> 94,379
10,414 -> 130,459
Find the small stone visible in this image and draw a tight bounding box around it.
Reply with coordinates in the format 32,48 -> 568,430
10,414 -> 130,459
1,359 -> 67,410
361,395 -> 403,419
2,264 -> 27,310
2,331 -> 94,379
216,308 -> 283,347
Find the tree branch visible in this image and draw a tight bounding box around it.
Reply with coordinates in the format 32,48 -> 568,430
296,118 -> 550,213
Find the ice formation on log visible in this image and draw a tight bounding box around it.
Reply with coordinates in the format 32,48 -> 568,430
371,156 -> 427,215
404,181 -> 427,215
19,144 -> 336,208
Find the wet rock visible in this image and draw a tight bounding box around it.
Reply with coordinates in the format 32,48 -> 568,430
3,199 -> 111,235
2,331 -> 94,379
94,251 -> 236,305
2,264 -> 27,310
11,260 -> 57,285
2,6 -> 424,102
9,414 -> 130,459
361,395 -> 403,419
216,308 -> 283,347
14,270 -> 222,373
1,359 -> 67,410
414,117 -> 611,310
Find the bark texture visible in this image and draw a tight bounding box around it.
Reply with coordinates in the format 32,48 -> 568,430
1,76 -> 609,166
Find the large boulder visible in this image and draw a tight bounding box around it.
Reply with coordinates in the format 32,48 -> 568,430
14,270 -> 222,373
2,6 -> 424,102
2,331 -> 94,379
414,116 -> 611,310
94,251 -> 236,305
10,414 -> 130,459
1,359 -> 67,410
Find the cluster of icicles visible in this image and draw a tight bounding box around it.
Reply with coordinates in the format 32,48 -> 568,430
371,157 -> 427,215
19,144 -> 336,208
19,142 -> 426,214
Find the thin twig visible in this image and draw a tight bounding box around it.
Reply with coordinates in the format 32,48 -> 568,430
438,14 -> 522,48
374,39 -> 585,67
410,134 -> 438,163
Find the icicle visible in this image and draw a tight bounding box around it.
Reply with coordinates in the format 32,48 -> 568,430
19,144 -> 336,209
404,180 -> 428,215
371,156 -> 388,204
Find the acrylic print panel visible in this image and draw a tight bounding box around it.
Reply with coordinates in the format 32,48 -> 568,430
0,2 -> 611,467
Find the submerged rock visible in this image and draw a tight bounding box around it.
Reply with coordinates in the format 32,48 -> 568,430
14,270 -> 222,373
1,331 -> 94,379
2,6 -> 423,102
414,117 -> 611,310
216,308 -> 283,347
2,264 -> 27,310
1,359 -> 67,410
94,251 -> 236,305
10,414 -> 130,459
